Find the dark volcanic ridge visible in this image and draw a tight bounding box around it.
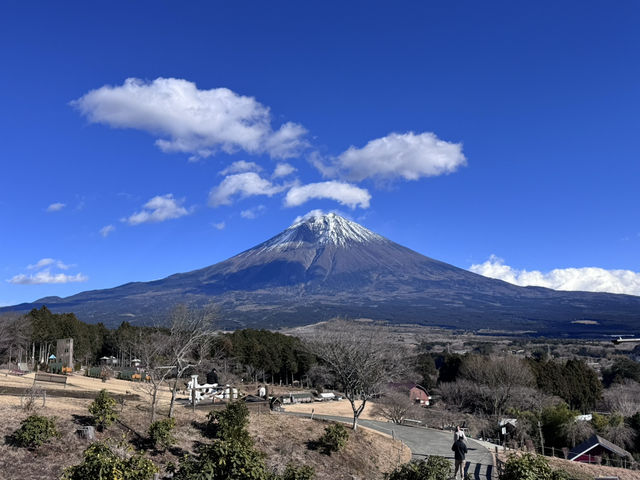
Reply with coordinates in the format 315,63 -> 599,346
3,213 -> 640,335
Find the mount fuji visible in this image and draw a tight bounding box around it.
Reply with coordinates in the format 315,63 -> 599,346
4,213 -> 640,335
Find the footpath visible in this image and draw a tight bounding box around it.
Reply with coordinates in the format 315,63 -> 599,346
285,412 -> 495,480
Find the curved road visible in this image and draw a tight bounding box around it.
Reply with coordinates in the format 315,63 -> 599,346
286,413 -> 494,480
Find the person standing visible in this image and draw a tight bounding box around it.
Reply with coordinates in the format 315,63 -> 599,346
452,436 -> 468,479
454,425 -> 467,442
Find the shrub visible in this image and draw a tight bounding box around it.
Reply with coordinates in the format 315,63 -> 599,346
318,423 -> 349,454
12,415 -> 60,448
206,401 -> 251,444
500,453 -> 570,480
148,417 -> 176,449
89,389 -> 118,430
386,456 -> 452,480
173,439 -> 269,480
281,463 -> 315,480
61,441 -> 157,480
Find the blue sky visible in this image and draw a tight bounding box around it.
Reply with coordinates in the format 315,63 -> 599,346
1,1 -> 639,306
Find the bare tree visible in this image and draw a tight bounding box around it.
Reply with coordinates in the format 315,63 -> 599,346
134,328 -> 173,422
602,380 -> 640,417
307,320 -> 404,431
167,304 -> 216,418
133,304 -> 217,421
460,355 -> 535,418
563,418 -> 595,448
372,388 -> 420,424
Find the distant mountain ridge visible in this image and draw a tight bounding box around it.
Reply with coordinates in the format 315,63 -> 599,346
4,213 -> 640,335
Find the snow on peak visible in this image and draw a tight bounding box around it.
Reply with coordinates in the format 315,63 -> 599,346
262,212 -> 385,250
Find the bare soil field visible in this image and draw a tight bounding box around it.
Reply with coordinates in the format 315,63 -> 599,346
0,372 -> 410,480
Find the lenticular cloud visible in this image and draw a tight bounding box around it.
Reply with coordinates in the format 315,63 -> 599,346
470,255 -> 640,296
72,77 -> 307,160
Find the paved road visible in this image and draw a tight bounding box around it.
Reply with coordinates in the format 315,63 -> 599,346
286,413 -> 494,480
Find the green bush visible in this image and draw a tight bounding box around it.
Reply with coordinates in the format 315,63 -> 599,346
148,417 -> 176,449
500,453 -> 570,480
61,441 -> 157,480
12,415 -> 60,448
386,456 -> 452,480
88,389 -> 118,430
206,401 -> 251,445
318,423 -> 349,454
173,439 -> 269,480
281,463 -> 315,480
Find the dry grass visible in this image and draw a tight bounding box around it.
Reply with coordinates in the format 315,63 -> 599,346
0,374 -> 410,480
284,399 -> 385,421
249,412 -> 411,479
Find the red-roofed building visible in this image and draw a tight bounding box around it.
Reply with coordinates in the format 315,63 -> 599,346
388,382 -> 432,406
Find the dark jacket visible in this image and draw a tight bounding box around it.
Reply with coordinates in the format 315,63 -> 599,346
452,438 -> 468,461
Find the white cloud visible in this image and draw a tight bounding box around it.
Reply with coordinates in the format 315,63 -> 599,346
470,255 -> 640,296
212,221 -> 226,230
273,162 -> 296,178
284,181 -> 371,209
209,172 -> 285,207
314,131 -> 466,182
125,194 -> 190,225
100,224 -> 115,237
220,160 -> 262,175
27,258 -> 71,270
240,205 -> 267,219
9,272 -> 88,285
46,202 -> 66,212
72,77 -> 307,160
8,259 -> 87,285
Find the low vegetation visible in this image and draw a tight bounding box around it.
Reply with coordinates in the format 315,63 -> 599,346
317,423 -> 349,455
386,456 -> 452,480
12,414 -> 60,448
88,389 -> 118,430
61,440 -> 158,480
148,417 -> 176,450
500,453 -> 569,480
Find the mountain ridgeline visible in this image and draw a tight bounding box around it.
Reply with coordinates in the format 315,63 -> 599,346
4,213 -> 640,335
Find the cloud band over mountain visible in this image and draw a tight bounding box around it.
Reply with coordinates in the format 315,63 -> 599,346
470,255 -> 640,296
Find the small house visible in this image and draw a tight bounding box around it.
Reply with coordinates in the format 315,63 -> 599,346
569,435 -> 633,464
409,385 -> 432,406
289,392 -> 313,404
315,392 -> 336,402
388,382 -> 431,406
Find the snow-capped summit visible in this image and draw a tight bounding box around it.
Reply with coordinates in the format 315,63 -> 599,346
262,212 -> 385,250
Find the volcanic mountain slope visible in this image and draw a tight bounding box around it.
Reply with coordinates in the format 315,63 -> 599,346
5,213 -> 640,335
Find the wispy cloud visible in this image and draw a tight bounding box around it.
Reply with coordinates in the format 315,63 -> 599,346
314,131 -> 466,182
284,181 -> 371,209
46,202 -> 66,212
8,258 -> 87,285
212,221 -> 226,230
27,258 -> 71,270
470,255 -> 640,296
125,194 -> 190,225
209,172 -> 285,207
100,224 -> 115,237
220,160 -> 262,176
72,77 -> 307,160
240,205 -> 267,219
